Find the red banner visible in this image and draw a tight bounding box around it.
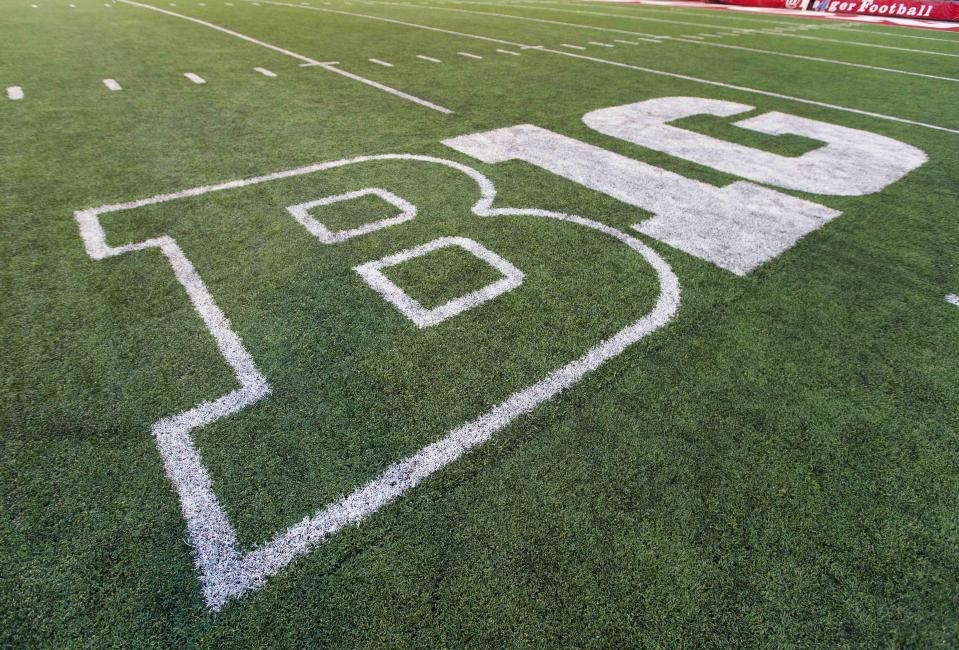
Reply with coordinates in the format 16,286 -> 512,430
813,0 -> 959,19
715,0 -> 959,20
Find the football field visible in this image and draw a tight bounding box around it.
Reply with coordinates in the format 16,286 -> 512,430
2,0 -> 958,644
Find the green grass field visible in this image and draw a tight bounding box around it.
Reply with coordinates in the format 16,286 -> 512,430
3,0 -> 958,645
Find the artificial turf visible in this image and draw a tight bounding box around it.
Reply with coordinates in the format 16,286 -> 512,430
2,0 -> 958,645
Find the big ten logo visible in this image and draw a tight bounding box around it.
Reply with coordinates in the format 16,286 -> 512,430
75,96 -> 925,608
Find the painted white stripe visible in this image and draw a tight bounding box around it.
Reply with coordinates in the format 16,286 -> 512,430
947,293 -> 959,306
6,86 -> 24,101
75,153 -> 679,611
369,58 -> 393,66
31,4 -> 38,7
252,0 -> 959,135
416,54 -> 441,62
495,48 -> 520,55
184,72 -> 206,84
116,0 -> 452,113
613,39 -> 637,44
254,66 -> 277,76
457,51 -> 482,59
388,2 -> 662,39
772,31 -> 959,58
828,24 -> 959,44
672,37 -> 959,83
560,43 -> 585,50
102,78 -> 122,91
447,1 -> 959,57
389,1 -> 958,82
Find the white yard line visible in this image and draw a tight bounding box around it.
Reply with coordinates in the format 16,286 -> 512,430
671,37 -> 959,83
369,57 -> 394,66
416,54 -> 442,62
457,51 -> 483,58
390,1 -> 959,78
771,32 -> 959,58
103,78 -> 123,91
496,48 -> 520,55
184,72 -> 207,83
477,1 -> 959,56
254,66 -> 277,76
827,25 -> 959,44
116,0 -> 453,113
252,0 -> 959,135
6,86 -> 24,101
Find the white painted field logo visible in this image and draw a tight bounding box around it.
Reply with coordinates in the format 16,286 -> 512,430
74,97 -> 924,610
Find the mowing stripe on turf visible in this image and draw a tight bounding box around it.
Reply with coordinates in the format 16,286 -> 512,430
116,0 -> 453,113
252,1 -> 959,135
102,78 -> 123,90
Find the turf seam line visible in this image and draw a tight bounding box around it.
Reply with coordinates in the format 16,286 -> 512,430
115,0 -> 453,113
251,0 -> 959,135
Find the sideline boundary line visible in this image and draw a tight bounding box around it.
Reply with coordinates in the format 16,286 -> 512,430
252,0 -> 959,135
116,0 -> 453,113
378,1 -> 959,81
470,1 -> 959,55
